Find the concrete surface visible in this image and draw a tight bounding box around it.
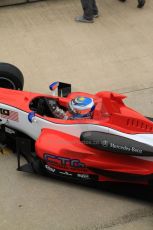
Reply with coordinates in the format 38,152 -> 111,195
0,0 -> 153,229
0,0 -> 25,7
0,0 -> 40,7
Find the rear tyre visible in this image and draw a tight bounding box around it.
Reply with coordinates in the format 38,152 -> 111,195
0,63 -> 24,90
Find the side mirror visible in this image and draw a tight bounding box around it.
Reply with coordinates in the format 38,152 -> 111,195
28,111 -> 37,123
49,81 -> 71,97
49,81 -> 59,96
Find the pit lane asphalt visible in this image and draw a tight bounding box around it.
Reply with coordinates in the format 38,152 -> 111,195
0,0 -> 153,229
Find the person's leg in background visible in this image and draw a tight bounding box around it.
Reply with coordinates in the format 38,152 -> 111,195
137,0 -> 145,8
75,0 -> 99,23
92,0 -> 99,17
118,0 -> 145,8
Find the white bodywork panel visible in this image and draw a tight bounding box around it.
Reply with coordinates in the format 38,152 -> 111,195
1,103 -> 153,162
0,103 -> 109,140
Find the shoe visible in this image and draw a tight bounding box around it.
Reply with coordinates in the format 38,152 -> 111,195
75,16 -> 94,23
94,14 -> 99,18
137,0 -> 145,8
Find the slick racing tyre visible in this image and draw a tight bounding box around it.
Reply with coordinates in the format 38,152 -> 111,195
0,63 -> 24,90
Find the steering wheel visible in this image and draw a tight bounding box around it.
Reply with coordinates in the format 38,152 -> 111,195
36,98 -> 46,116
43,98 -> 58,118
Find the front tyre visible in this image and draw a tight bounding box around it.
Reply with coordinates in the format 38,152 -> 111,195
0,63 -> 24,90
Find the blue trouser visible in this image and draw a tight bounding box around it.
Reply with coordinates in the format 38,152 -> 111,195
81,0 -> 98,20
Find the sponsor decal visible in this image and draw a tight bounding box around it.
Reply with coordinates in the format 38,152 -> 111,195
59,171 -> 73,176
77,174 -> 90,179
45,164 -> 94,180
5,127 -> 15,134
44,154 -> 87,172
102,140 -> 143,154
102,140 -> 109,148
0,108 -> 19,122
45,165 -> 56,173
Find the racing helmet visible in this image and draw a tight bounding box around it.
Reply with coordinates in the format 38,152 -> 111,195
68,96 -> 95,118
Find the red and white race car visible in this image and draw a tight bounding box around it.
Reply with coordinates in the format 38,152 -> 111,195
0,63 -> 153,186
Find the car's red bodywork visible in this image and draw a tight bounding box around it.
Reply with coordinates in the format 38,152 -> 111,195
1,88 -> 153,185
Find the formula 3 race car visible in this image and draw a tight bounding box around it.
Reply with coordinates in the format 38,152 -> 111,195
0,63 -> 153,187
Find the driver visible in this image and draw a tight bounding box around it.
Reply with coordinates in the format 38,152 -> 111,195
47,96 -> 95,120
67,96 -> 95,119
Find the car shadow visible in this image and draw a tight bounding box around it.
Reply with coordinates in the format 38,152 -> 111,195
27,171 -> 153,204
95,182 -> 153,203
